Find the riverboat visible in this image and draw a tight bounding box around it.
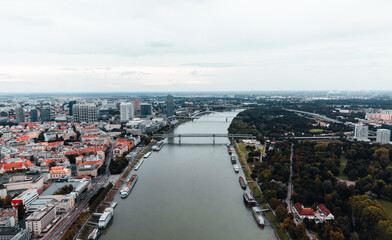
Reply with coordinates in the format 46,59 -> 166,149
239,176 -> 247,190
88,228 -> 100,240
243,191 -> 257,207
98,208 -> 113,229
134,159 -> 144,171
120,174 -> 138,198
143,151 -> 152,158
252,206 -> 265,227
233,164 -> 239,173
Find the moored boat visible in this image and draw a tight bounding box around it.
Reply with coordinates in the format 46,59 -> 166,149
143,151 -> 152,158
233,164 -> 239,173
239,176 -> 247,190
243,191 -> 257,207
252,206 -> 265,227
120,174 -> 138,198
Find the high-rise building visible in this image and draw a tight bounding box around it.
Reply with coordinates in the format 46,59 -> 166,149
140,103 -> 153,118
69,101 -> 77,116
132,99 -> 141,113
40,108 -> 51,122
376,129 -> 391,145
120,102 -> 134,122
354,124 -> 369,141
166,94 -> 174,117
72,104 -> 98,123
15,107 -> 25,123
30,109 -> 38,122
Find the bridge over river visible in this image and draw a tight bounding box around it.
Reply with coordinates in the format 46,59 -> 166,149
152,133 -> 255,144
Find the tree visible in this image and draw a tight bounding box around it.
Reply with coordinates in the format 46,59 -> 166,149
360,205 -> 387,230
275,205 -> 288,222
17,202 -> 25,221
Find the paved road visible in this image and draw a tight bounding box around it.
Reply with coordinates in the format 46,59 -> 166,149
42,176 -> 105,240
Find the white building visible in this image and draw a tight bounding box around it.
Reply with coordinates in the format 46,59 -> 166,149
11,189 -> 39,211
26,205 -> 56,236
376,129 -> 391,145
354,124 -> 369,141
72,104 -> 98,123
120,102 -> 134,122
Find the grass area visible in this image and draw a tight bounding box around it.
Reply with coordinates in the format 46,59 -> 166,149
338,155 -> 349,180
265,211 -> 290,240
79,225 -> 92,240
378,199 -> 392,221
309,128 -> 324,133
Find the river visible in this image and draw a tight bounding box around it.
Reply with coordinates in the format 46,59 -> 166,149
101,110 -> 276,240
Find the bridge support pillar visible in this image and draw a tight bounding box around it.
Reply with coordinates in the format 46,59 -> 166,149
226,117 -> 228,122
179,135 -> 181,144
213,135 -> 215,144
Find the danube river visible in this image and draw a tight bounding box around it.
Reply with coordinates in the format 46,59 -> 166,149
101,111 -> 276,240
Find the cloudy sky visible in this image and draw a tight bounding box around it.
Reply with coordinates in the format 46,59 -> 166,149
1,0 -> 392,92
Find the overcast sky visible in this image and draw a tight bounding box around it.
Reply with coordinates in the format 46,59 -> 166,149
1,0 -> 392,92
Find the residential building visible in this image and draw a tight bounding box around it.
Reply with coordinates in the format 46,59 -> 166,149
26,205 -> 56,236
376,129 -> 391,145
68,101 -> 77,116
317,204 -> 334,221
354,124 -> 369,141
140,103 -> 152,118
293,203 -> 315,220
166,94 -> 174,117
132,99 -> 141,114
39,108 -> 51,122
72,104 -> 98,123
15,107 -> 24,123
29,109 -> 38,122
49,166 -> 71,179
120,102 -> 134,122
0,227 -> 30,240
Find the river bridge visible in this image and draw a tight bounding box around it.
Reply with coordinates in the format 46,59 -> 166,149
152,133 -> 255,144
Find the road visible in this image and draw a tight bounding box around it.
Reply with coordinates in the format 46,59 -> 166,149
285,109 -> 344,124
42,176 -> 105,240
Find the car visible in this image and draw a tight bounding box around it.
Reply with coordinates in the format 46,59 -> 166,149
82,196 -> 85,200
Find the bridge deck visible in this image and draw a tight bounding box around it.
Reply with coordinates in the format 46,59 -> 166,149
152,133 -> 255,139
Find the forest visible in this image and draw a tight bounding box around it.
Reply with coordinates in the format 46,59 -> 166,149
229,106 -> 392,240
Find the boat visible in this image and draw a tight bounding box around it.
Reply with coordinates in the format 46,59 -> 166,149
120,174 -> 138,198
252,206 -> 265,227
239,176 -> 247,190
98,208 -> 113,229
134,159 -> 144,171
233,164 -> 239,173
88,228 -> 100,240
231,155 -> 237,164
243,191 -> 257,207
143,151 -> 152,158
152,141 -> 164,151
110,202 -> 117,208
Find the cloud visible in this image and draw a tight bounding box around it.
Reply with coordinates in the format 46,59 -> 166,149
8,16 -> 54,26
148,41 -> 173,48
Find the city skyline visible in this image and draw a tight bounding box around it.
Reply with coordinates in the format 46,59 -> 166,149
1,0 -> 392,92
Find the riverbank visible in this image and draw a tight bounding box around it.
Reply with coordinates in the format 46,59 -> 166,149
234,140 -> 289,240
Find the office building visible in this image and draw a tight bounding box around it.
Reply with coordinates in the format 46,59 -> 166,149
15,107 -> 25,123
26,205 -> 55,236
11,189 -> 39,211
140,103 -> 153,118
72,104 -> 98,123
120,102 -> 134,122
69,101 -> 77,116
376,129 -> 391,145
30,109 -> 38,122
166,94 -> 174,117
354,124 -> 369,141
40,108 -> 51,122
